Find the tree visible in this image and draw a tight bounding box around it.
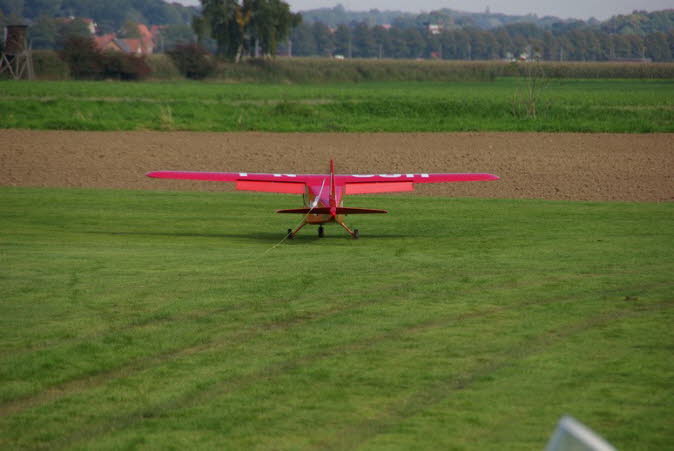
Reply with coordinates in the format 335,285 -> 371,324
120,20 -> 141,38
249,0 -> 300,58
24,0 -> 61,19
352,22 -> 376,57
333,24 -> 351,57
195,0 -> 298,61
386,27 -> 408,59
290,22 -> 315,56
645,32 -> 671,61
194,0 -> 239,59
59,35 -> 102,79
371,25 -> 389,58
29,15 -> 57,49
167,43 -> 215,79
312,21 -> 334,57
55,18 -> 91,48
156,25 -> 196,52
0,0 -> 24,18
403,28 -> 425,58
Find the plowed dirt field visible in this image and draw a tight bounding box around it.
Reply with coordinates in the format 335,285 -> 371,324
1,130 -> 672,202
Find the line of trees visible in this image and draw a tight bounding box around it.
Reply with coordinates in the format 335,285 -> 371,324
300,7 -> 674,37
289,22 -> 674,62
2,0 -> 673,63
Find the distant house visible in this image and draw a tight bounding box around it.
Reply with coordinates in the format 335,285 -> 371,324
427,24 -> 442,35
136,24 -> 155,54
94,34 -> 125,52
93,23 -> 155,56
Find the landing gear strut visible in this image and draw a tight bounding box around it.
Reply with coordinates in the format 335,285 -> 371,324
318,225 -> 324,237
336,219 -> 359,239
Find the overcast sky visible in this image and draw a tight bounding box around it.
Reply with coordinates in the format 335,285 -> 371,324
176,0 -> 673,20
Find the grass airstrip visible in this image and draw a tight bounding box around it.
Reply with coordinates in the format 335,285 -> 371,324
1,78 -> 673,132
1,186 -> 672,449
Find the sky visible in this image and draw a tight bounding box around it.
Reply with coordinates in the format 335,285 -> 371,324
175,0 -> 674,20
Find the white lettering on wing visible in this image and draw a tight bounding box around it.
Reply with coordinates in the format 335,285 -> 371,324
273,174 -> 297,177
352,174 -> 374,178
421,174 -> 429,178
379,174 -> 401,178
239,173 -> 248,177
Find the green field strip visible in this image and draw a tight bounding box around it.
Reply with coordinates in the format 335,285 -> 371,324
0,79 -> 672,132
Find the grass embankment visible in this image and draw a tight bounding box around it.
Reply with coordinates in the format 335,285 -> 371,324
0,78 -> 673,132
27,54 -> 674,82
211,58 -> 674,83
1,187 -> 672,449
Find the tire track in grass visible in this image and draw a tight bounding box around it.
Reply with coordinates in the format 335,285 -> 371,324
0,278 -> 665,423
0,294 -> 376,418
0,271 -> 456,417
0,271 -> 435,358
1,265 -> 627,358
311,298 -> 674,450
0,270 -> 554,414
47,289 -> 672,449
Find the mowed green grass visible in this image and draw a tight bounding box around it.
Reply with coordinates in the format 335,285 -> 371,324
0,186 -> 672,449
1,79 -> 673,132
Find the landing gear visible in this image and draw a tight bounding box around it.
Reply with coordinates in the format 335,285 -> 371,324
335,219 -> 360,239
286,222 -> 359,239
286,221 -> 309,240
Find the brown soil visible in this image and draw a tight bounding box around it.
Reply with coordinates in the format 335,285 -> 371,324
1,130 -> 672,202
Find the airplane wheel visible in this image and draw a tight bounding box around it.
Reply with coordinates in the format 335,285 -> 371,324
287,229 -> 294,239
318,226 -> 324,238
353,229 -> 359,239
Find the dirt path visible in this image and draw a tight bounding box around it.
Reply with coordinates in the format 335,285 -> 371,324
1,130 -> 672,202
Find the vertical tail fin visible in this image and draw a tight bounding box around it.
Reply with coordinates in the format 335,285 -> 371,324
329,159 -> 336,207
329,159 -> 337,216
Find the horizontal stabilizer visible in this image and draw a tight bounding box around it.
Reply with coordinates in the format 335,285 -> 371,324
277,207 -> 388,215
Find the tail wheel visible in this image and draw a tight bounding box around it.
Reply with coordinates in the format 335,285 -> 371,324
353,229 -> 359,239
287,229 -> 294,239
318,225 -> 325,238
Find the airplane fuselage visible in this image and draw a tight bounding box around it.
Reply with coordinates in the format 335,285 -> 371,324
304,182 -> 345,224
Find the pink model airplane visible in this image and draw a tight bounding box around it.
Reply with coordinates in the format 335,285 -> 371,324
147,160 -> 499,239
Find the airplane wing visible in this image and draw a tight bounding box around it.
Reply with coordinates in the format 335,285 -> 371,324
146,171 -> 316,194
146,171 -> 499,195
338,173 -> 500,195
